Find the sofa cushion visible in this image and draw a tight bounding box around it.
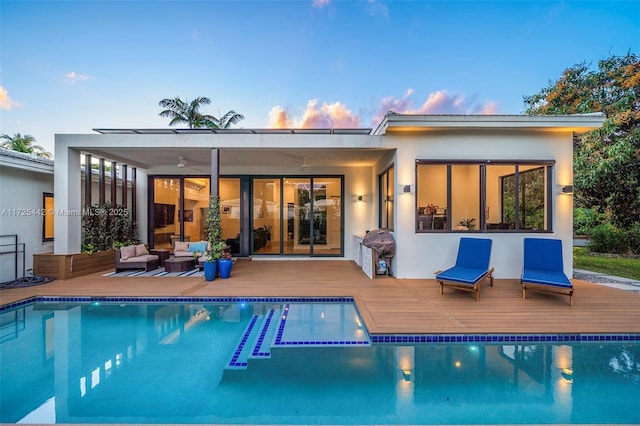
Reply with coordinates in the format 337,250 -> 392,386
122,254 -> 158,263
134,243 -> 149,256
174,241 -> 190,252
189,241 -> 208,253
120,245 -> 136,260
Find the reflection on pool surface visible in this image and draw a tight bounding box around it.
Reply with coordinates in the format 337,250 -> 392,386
1,300 -> 639,424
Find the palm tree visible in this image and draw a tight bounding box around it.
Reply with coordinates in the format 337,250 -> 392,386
158,96 -> 217,128
214,110 -> 245,129
0,133 -> 52,158
158,96 -> 245,129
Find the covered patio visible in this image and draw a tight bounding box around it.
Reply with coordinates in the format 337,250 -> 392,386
2,260 -> 639,337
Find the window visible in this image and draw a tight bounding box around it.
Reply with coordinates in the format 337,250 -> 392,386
379,166 -> 394,230
43,193 -> 54,241
416,161 -> 553,233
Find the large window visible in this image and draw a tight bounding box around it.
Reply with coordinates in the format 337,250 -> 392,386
379,166 -> 394,230
416,161 -> 553,233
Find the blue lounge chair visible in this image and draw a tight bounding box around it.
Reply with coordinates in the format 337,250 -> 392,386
435,238 -> 494,301
521,238 -> 574,305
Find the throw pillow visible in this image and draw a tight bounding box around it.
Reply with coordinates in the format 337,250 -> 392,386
120,245 -> 136,260
189,241 -> 208,253
174,241 -> 190,252
134,243 -> 149,256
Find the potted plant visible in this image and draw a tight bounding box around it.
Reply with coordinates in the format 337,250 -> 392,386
204,195 -> 223,281
217,249 -> 233,279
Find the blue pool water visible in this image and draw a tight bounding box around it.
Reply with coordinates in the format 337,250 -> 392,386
1,299 -> 639,424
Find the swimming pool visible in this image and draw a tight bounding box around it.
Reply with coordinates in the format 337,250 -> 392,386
1,297 -> 639,424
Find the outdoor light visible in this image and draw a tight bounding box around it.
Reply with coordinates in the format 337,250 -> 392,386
357,195 -> 363,201
562,185 -> 573,194
403,185 -> 411,194
402,370 -> 412,382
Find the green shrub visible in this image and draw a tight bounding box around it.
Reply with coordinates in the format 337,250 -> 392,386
82,202 -> 138,252
587,223 -> 640,254
574,207 -> 605,236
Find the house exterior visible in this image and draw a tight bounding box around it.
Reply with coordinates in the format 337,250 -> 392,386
53,113 -> 605,279
0,148 -> 54,282
0,147 -> 132,283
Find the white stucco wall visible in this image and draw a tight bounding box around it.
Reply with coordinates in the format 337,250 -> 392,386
382,129 -> 575,279
0,160 -> 54,282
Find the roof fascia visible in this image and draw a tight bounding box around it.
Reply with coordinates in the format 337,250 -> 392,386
372,114 -> 606,135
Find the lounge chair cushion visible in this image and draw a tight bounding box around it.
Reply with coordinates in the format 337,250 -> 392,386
134,243 -> 149,256
522,269 -> 572,288
436,266 -> 488,285
120,244 -> 136,260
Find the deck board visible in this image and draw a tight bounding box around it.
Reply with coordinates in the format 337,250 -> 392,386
1,259 -> 639,336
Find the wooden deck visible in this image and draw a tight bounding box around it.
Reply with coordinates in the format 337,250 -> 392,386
2,259 -> 639,336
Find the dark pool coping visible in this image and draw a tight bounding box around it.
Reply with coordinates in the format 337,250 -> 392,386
3,295 -> 640,343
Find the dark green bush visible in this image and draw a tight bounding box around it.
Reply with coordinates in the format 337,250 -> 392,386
573,207 -> 605,236
587,223 -> 640,254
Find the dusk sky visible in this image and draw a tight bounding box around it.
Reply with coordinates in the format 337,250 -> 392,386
1,0 -> 639,156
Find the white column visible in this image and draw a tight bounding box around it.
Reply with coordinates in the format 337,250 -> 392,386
54,143 -> 82,254
136,169 -> 149,243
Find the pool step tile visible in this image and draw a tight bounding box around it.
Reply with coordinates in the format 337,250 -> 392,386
248,309 -> 279,360
224,314 -> 263,370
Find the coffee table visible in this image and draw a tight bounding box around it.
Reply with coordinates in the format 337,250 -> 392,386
164,257 -> 196,273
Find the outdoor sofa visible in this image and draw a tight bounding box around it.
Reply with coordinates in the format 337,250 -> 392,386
115,244 -> 159,272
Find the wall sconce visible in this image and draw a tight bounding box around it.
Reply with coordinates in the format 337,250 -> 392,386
357,195 -> 364,202
401,185 -> 412,194
562,185 -> 573,194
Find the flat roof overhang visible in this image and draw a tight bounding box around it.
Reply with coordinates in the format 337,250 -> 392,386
372,113 -> 607,135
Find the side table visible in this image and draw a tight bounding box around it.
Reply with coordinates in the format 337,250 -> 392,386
150,249 -> 171,266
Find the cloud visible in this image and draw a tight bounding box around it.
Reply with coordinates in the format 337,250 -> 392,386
65,71 -> 89,83
366,0 -> 389,20
267,90 -> 498,129
372,89 -> 499,124
0,86 -> 22,110
312,0 -> 331,8
268,99 -> 360,128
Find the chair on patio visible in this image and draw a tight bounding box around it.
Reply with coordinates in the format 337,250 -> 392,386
435,237 -> 494,301
522,238 -> 574,305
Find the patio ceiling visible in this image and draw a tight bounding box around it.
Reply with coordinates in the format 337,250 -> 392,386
83,147 -> 392,171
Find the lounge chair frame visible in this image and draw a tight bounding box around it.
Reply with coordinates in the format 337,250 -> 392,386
522,282 -> 573,306
436,267 -> 494,301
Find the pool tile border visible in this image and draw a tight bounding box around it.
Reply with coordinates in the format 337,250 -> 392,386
3,296 -> 639,343
273,304 -> 371,347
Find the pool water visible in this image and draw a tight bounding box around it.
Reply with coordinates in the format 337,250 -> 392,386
1,301 -> 639,424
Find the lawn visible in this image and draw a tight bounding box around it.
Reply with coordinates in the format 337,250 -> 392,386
574,247 -> 640,280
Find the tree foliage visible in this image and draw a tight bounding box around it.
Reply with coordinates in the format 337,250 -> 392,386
524,53 -> 640,228
0,133 -> 52,158
158,96 -> 244,129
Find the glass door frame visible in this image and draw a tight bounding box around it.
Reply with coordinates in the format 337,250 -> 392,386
249,175 -> 344,257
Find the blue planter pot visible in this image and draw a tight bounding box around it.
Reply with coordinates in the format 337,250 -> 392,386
203,260 -> 217,281
218,258 -> 233,279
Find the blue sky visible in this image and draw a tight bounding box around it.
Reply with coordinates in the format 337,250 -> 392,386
1,0 -> 639,155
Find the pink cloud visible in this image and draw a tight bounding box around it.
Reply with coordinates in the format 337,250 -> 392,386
268,99 -> 360,128
312,0 -> 331,8
372,89 -> 499,124
0,86 -> 22,110
268,90 -> 499,129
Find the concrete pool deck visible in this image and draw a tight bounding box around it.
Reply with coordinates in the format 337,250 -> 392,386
1,260 -> 639,336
